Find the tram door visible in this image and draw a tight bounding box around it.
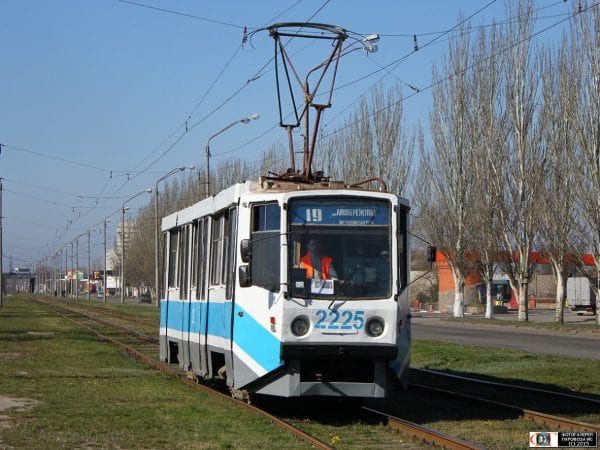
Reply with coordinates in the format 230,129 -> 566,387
179,224 -> 191,371
206,207 -> 237,383
164,228 -> 183,365
190,218 -> 209,377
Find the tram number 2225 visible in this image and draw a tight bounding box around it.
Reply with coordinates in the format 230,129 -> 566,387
315,309 -> 365,331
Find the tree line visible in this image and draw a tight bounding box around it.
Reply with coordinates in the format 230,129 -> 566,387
121,0 -> 598,325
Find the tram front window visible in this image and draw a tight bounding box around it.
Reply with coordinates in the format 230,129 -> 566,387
288,197 -> 392,299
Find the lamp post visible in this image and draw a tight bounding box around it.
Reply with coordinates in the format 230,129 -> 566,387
154,166 -> 195,308
75,238 -> 79,299
103,218 -> 110,303
64,244 -> 69,297
0,178 -> 3,307
87,227 -> 94,301
205,113 -> 259,197
120,189 -> 152,304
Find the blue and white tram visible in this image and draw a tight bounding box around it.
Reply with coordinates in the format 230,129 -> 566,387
159,178 -> 411,399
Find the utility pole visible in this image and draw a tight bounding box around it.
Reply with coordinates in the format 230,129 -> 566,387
87,227 -> 94,301
0,178 -> 3,308
205,114 -> 259,197
70,242 -> 74,297
75,238 -> 79,299
121,189 -> 152,304
64,247 -> 68,297
104,219 -> 109,303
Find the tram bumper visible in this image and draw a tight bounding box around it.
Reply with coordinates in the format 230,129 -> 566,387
254,344 -> 398,398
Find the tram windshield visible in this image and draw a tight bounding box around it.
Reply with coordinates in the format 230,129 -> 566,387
288,197 -> 392,299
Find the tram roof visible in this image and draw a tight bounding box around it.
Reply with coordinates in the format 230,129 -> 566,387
161,178 -> 409,231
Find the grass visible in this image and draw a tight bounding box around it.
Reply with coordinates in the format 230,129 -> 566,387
0,294 -> 311,449
444,315 -> 600,335
2,294 -> 598,449
412,340 -> 600,395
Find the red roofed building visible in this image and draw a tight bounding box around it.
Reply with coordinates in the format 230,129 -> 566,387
431,251 -> 597,313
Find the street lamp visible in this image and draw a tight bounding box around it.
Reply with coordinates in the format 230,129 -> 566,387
103,218 -> 110,303
75,238 -> 79,299
70,241 -> 74,297
64,244 -> 70,297
205,113 -> 259,197
87,227 -> 95,301
155,166 -> 195,308
120,189 -> 152,304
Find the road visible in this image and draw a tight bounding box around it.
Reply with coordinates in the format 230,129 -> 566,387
411,310 -> 600,360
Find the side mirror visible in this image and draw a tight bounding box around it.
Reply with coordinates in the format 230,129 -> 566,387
427,246 -> 437,263
240,239 -> 251,263
239,265 -> 251,287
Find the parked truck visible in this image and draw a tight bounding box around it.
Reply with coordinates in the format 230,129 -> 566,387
566,277 -> 597,315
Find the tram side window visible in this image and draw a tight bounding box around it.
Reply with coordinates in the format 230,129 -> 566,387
210,208 -> 237,298
190,224 -> 197,295
250,203 -> 280,291
221,211 -> 231,286
193,218 -> 208,300
210,216 -> 223,285
168,230 -> 179,289
225,207 -> 237,299
178,225 -> 189,299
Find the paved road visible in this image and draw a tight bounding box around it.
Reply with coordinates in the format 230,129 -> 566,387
411,310 -> 600,360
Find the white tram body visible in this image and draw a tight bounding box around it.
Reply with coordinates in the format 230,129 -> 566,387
159,179 -> 411,398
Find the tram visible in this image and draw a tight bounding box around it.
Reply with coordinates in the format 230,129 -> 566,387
160,21 -> 411,399
159,177 -> 411,399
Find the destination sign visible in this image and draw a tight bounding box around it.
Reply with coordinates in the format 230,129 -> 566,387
290,201 -> 390,225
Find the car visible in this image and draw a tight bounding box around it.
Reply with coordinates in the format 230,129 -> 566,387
139,292 -> 152,303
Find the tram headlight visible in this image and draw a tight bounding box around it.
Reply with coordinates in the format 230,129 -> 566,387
291,316 -> 310,337
366,318 -> 385,337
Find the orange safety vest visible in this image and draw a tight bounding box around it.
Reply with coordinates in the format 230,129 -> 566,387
300,254 -> 333,279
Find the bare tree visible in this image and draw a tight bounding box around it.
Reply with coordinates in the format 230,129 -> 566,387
371,83 -> 415,195
571,2 -> 600,325
469,23 -> 507,319
126,211 -> 154,291
488,0 -> 545,322
259,144 -> 287,177
419,19 -> 476,318
339,98 -> 375,185
538,41 -> 580,324
314,84 -> 415,194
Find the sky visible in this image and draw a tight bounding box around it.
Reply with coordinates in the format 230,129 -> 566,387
0,0 -> 576,271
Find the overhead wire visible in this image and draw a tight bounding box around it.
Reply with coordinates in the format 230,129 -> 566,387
109,0 -> 330,173
1,177 -> 129,200
323,0 -> 572,130
317,2 -> 591,147
364,0 -> 569,37
116,0 -> 250,29
32,0 -> 318,258
210,0 -> 501,161
209,0 -> 579,165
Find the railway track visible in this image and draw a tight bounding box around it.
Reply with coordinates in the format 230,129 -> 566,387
56,298 -> 157,328
36,298 -> 485,449
412,368 -> 600,408
362,406 -> 486,450
409,368 -> 600,436
39,299 -> 598,449
34,299 -> 333,449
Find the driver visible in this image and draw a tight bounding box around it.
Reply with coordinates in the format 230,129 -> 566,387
300,238 -> 338,280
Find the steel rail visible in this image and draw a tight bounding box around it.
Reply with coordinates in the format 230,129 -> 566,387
38,299 -> 333,450
412,368 -> 600,406
362,406 -> 486,450
60,299 -> 157,327
410,384 -> 600,433
42,300 -> 159,345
